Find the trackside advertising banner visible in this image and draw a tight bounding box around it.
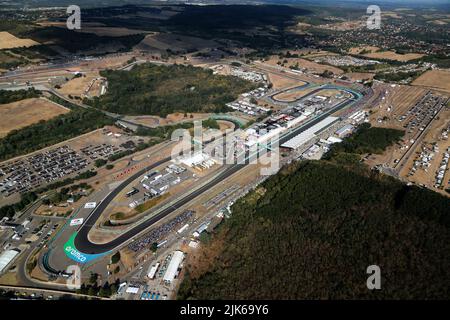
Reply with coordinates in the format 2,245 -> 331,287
64,232 -> 108,264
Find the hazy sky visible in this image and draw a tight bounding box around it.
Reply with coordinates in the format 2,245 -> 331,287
4,0 -> 450,9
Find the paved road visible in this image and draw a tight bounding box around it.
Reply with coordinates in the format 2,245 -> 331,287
0,59 -> 171,132
73,91 -> 360,255
75,163 -> 245,254
4,59 -> 363,273
394,94 -> 449,173
0,284 -> 108,300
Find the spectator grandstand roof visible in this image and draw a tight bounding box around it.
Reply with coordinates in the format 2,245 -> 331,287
0,249 -> 20,273
281,116 -> 340,149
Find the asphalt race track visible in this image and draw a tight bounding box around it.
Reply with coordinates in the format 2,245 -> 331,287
268,81 -> 311,103
75,163 -> 246,254
73,85 -> 361,255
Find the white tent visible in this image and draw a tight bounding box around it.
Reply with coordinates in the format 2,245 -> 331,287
0,249 -> 20,273
163,251 -> 184,284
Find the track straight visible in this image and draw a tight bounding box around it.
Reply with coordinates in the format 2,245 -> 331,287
73,89 -> 361,255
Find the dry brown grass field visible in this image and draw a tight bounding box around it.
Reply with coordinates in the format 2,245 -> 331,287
317,19 -> 365,31
399,108 -> 450,195
57,71 -> 100,97
343,72 -> 375,81
363,51 -> 425,62
412,70 -> 450,94
348,46 -> 380,55
368,85 -> 427,130
0,32 -> 39,49
427,20 -> 448,25
0,98 -> 70,137
217,120 -> 235,131
272,86 -> 317,102
301,50 -> 339,59
365,85 -> 431,172
287,22 -> 312,35
267,73 -> 303,89
125,112 -> 212,127
265,56 -> 344,75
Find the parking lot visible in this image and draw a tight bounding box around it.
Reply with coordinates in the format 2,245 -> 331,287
127,210 -> 195,253
402,105 -> 450,192
397,92 -> 446,138
0,128 -> 145,199
0,146 -> 88,197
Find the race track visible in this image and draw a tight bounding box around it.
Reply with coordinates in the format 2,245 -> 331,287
73,86 -> 361,255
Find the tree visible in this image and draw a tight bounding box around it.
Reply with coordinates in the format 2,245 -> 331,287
84,63 -> 257,117
94,159 -> 107,168
0,88 -> 41,104
321,70 -> 334,78
89,272 -> 98,285
202,118 -> 220,130
177,129 -> 450,300
0,107 -> 113,161
111,252 -> 121,264
114,266 -> 120,274
98,283 -> 112,297
87,286 -> 97,296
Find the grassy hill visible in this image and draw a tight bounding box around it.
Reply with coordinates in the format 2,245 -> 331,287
178,127 -> 450,300
87,63 -> 258,117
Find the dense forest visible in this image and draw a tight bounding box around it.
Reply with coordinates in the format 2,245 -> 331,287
0,108 -> 113,161
86,64 -> 257,117
325,123 -> 404,157
23,26 -> 145,54
178,127 -> 450,299
165,5 -> 312,49
374,70 -> 424,83
0,88 -> 41,104
63,4 -> 313,51
168,5 -> 311,31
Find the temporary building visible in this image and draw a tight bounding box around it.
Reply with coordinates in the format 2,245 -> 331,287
163,251 -> 184,284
